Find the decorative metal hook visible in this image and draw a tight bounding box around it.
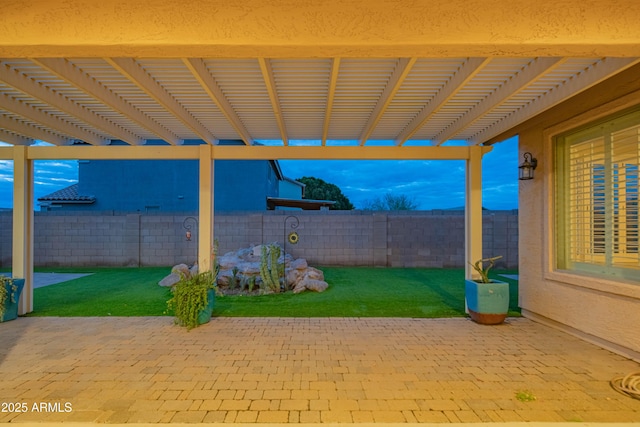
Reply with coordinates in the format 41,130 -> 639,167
284,215 -> 300,246
182,216 -> 198,263
282,215 -> 300,291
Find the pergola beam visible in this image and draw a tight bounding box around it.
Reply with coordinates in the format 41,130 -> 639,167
183,58 -> 254,146
0,93 -> 107,145
472,57 -> 640,144
394,57 -> 491,145
321,58 -> 341,146
107,58 -> 217,145
33,58 -> 183,146
359,57 -> 417,145
18,144 -> 492,161
258,58 -> 288,145
0,128 -> 32,146
1,61 -> 145,146
433,57 -> 566,145
0,115 -> 71,146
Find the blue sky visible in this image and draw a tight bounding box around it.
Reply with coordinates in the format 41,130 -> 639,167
0,136 -> 518,210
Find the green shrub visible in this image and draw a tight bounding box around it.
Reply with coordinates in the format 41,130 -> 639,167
167,270 -> 216,329
0,276 -> 20,320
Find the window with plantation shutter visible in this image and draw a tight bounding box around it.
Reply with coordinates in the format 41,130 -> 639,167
557,109 -> 640,281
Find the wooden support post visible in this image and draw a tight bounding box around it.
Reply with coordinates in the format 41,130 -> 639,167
198,145 -> 214,272
465,146 -> 484,281
12,146 -> 34,314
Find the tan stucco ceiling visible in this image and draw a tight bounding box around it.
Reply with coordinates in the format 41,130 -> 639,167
1,0 -> 640,148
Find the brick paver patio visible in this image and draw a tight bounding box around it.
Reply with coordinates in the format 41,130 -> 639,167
0,316 -> 639,424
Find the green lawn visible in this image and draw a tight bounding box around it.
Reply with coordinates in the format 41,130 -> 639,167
24,266 -> 519,318
28,267 -> 171,317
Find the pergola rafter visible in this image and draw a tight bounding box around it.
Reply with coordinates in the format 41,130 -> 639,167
0,115 -> 69,146
393,57 -> 491,146
321,58 -> 341,146
0,92 -> 107,145
0,126 -> 33,146
359,57 -> 417,145
471,57 -> 640,144
183,58 -> 254,146
433,57 -> 567,146
258,58 -> 288,145
1,61 -> 145,146
106,57 -> 217,145
33,58 -> 183,145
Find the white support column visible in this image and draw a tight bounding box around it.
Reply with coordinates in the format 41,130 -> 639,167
465,146 -> 484,280
198,145 -> 214,272
12,146 -> 34,314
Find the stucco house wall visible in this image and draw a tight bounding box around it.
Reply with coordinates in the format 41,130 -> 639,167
515,65 -> 640,360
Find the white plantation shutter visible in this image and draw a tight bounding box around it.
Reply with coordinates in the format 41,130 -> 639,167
611,125 -> 639,264
558,110 -> 640,281
568,136 -> 605,263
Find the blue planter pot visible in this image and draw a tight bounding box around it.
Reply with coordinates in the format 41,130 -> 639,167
197,288 -> 216,325
465,279 -> 509,325
1,278 -> 25,323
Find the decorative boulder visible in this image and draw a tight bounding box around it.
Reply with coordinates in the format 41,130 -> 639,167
285,269 -> 302,287
293,278 -> 329,294
158,273 -> 181,287
290,258 -> 308,270
172,263 -> 190,276
158,263 -> 192,287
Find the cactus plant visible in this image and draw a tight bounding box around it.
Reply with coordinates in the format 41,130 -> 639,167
260,244 -> 282,293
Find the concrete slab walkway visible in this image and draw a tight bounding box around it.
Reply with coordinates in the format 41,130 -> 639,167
0,316 -> 639,425
0,272 -> 94,288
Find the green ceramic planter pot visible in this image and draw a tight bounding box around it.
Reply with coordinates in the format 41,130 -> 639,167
197,288 -> 216,325
465,279 -> 509,325
1,278 -> 25,323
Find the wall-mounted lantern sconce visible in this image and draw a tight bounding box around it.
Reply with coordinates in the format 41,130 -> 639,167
183,216 -> 198,242
519,152 -> 538,180
182,216 -> 198,263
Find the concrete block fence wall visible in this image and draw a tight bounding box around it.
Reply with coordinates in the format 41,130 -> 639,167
0,210 -> 518,269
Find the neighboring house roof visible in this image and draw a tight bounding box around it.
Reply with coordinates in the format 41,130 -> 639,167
37,184 -> 96,204
267,197 -> 335,210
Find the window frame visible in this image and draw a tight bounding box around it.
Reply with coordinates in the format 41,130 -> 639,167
555,110 -> 639,282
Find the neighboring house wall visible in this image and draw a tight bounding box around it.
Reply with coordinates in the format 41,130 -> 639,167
279,178 -> 305,199
60,159 -> 279,212
41,138 -> 289,212
0,210 -> 518,269
516,66 -> 640,360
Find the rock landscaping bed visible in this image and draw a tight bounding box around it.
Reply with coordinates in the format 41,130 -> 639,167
159,243 -> 329,296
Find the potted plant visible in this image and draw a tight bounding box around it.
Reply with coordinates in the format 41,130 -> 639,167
1,276 -> 25,323
465,256 -> 510,325
167,269 -> 217,330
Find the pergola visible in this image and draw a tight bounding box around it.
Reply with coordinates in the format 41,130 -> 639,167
1,0 -> 639,315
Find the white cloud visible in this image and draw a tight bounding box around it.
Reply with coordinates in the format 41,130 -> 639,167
0,160 -> 78,208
